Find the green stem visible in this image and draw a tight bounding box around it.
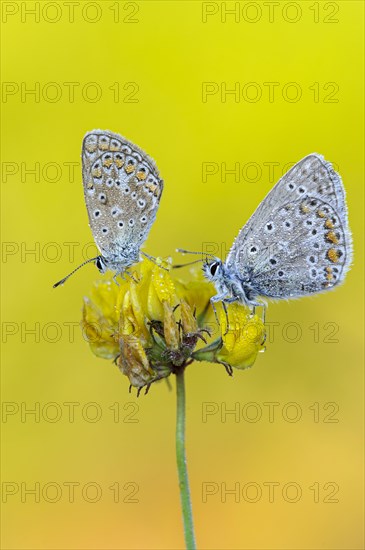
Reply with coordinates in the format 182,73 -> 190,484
175,368 -> 196,550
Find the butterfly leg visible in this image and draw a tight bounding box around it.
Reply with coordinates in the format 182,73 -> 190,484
112,273 -> 121,286
221,296 -> 242,335
262,304 -> 266,325
125,269 -> 139,283
210,294 -> 231,333
249,300 -> 267,324
211,300 -> 220,328
112,354 -> 120,365
221,301 -> 230,336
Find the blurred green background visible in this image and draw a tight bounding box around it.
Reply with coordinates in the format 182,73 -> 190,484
1,1 -> 364,549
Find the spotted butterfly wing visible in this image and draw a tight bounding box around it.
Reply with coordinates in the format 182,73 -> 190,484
225,154 -> 352,298
82,130 -> 163,264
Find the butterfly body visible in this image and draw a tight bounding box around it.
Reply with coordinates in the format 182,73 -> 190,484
94,244 -> 140,275
203,154 -> 352,309
203,260 -> 258,306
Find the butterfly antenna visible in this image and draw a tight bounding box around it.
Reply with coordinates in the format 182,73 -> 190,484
176,248 -> 216,258
53,256 -> 100,288
173,258 -> 205,269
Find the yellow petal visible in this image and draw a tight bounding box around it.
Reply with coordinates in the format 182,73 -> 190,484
217,304 -> 265,370
147,265 -> 177,320
82,297 -> 119,359
115,280 -> 131,320
90,279 -> 120,324
120,290 -> 136,335
175,275 -> 215,324
129,280 -> 150,343
147,277 -> 165,321
152,264 -> 176,302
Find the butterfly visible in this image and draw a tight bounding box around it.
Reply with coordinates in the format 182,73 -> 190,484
54,130 -> 163,287
179,154 -> 352,317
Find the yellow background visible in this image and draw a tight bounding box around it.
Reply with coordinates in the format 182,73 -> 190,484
1,1 -> 364,549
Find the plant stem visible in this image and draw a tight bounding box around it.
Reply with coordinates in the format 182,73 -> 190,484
175,368 -> 196,550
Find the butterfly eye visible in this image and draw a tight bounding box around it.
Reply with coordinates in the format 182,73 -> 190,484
210,262 -> 219,277
96,257 -> 104,272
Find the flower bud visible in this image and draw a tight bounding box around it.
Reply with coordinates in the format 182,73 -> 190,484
163,301 -> 180,350
180,300 -> 198,335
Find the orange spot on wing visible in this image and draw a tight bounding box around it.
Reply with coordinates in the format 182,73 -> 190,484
326,231 -> 339,244
137,171 -> 147,181
327,248 -> 339,263
145,182 -> 157,193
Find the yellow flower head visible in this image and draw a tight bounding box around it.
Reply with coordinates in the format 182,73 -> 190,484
82,259 -> 266,392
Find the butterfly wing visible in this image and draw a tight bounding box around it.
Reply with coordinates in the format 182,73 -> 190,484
226,154 -> 352,298
82,130 -> 163,259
